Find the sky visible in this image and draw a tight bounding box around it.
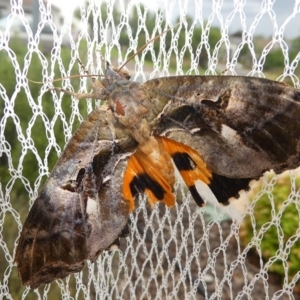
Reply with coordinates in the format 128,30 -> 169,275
49,0 -> 300,39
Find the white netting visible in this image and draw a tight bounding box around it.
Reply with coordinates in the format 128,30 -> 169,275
1,0 -> 300,299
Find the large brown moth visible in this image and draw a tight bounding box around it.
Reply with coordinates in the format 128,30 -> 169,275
14,61 -> 300,289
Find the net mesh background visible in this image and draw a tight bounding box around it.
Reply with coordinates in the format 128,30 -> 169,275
1,0 -> 300,299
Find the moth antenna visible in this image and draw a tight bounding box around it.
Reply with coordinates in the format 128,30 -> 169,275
28,58 -> 103,85
28,74 -> 103,85
117,20 -> 183,73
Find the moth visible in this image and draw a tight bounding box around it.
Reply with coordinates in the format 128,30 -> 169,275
14,61 -> 300,289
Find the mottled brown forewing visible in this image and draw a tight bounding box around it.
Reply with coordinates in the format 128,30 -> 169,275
14,107 -> 136,288
143,76 -> 300,177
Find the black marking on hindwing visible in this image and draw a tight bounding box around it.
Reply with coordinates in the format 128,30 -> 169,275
188,185 -> 205,207
130,173 -> 165,200
209,174 -> 253,205
172,151 -> 252,206
172,152 -> 205,206
172,152 -> 196,170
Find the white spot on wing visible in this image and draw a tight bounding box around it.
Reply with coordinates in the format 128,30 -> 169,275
102,175 -> 111,183
172,157 -> 249,223
173,161 -> 184,184
194,180 -> 218,204
221,124 -> 240,142
87,196 -> 97,214
187,156 -> 196,169
190,128 -> 201,134
194,180 -> 248,223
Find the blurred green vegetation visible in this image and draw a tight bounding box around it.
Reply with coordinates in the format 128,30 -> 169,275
1,2 -> 300,298
240,176 -> 300,292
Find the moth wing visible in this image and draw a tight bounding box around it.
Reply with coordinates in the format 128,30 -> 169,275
159,135 -> 252,206
141,76 -> 300,205
14,108 -> 136,288
144,76 -> 300,178
123,137 -> 177,210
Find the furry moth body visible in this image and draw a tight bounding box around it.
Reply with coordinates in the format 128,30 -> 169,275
15,63 -> 300,288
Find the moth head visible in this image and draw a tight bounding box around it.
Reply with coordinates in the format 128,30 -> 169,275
101,62 -> 130,87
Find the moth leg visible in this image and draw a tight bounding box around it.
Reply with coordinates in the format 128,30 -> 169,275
49,58 -> 106,100
220,67 -> 230,75
76,57 -> 89,75
109,238 -> 121,250
77,57 -> 105,94
108,218 -> 131,250
47,58 -> 105,100
48,86 -> 101,100
77,57 -> 98,85
119,222 -> 130,238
